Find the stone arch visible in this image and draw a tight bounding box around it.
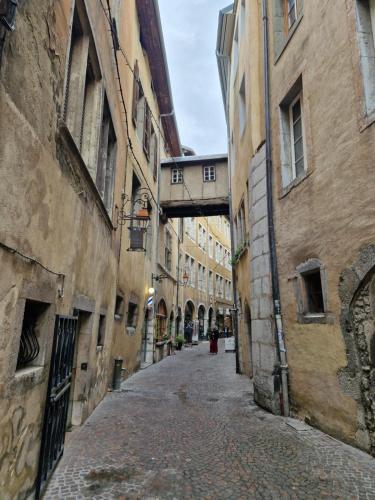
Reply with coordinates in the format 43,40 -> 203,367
339,244 -> 375,453
184,300 -> 195,342
198,304 -> 206,340
176,306 -> 182,336
184,300 -> 195,322
156,298 -> 168,340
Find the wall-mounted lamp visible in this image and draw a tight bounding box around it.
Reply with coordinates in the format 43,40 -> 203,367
117,189 -> 151,252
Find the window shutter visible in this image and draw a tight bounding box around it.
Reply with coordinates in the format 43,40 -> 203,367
153,135 -> 158,180
132,61 -> 139,125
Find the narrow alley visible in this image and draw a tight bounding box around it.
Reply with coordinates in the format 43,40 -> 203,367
45,342 -> 375,499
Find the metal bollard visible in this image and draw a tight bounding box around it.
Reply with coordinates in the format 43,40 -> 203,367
113,358 -> 125,390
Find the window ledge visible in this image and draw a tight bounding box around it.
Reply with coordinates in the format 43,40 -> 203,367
280,170 -> 311,199
297,313 -> 334,325
57,121 -> 114,232
14,365 -> 44,381
274,14 -> 304,65
96,346 -> 104,353
157,263 -> 177,283
360,110 -> 375,133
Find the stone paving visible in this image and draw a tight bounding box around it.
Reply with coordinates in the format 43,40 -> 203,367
44,341 -> 375,499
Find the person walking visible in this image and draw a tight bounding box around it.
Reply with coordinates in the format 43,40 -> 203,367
209,327 -> 219,354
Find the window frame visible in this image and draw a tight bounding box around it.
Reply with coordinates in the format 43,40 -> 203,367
285,0 -> 298,31
203,165 -> 216,182
289,93 -> 305,181
171,168 -> 183,184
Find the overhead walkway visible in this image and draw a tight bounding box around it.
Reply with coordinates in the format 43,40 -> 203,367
160,154 -> 229,218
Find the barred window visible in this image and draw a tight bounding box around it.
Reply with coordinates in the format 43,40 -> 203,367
203,165 -> 216,182
171,168 -> 183,184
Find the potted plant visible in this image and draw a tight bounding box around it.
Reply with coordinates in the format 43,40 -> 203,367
175,335 -> 184,350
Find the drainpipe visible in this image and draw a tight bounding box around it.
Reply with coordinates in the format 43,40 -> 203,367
229,185 -> 241,374
262,0 -> 289,416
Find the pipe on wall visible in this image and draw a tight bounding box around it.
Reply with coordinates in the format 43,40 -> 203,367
262,0 -> 290,416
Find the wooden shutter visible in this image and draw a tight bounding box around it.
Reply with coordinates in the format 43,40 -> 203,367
132,61 -> 139,125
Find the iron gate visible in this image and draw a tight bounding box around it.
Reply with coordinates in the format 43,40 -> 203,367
36,314 -> 78,498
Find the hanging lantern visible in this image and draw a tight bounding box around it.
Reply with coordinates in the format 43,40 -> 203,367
117,189 -> 151,252
0,0 -> 18,31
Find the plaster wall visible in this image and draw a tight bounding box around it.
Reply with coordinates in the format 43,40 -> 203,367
0,0 -> 122,496
268,0 -> 375,449
226,0 -> 267,379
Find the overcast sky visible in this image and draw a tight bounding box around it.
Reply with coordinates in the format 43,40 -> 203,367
158,0 -> 229,156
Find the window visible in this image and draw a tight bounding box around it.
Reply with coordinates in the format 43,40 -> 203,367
16,300 -> 48,370
132,60 -> 140,125
302,270 -> 324,314
165,229 -> 172,271
190,257 -> 195,287
209,271 -> 214,295
96,96 -> 117,212
143,101 -> 151,159
279,79 -> 306,188
171,168 -> 183,184
127,302 -> 138,327
186,217 -> 196,240
202,266 -> 206,291
286,0 -> 297,29
198,263 -> 203,290
203,165 -> 216,182
355,0 -> 375,115
208,235 -> 213,258
115,295 -> 124,320
64,2 -> 120,212
232,23 -> 239,80
239,76 -> 246,136
240,0 -> 246,37
153,133 -> 158,180
215,242 -> 220,263
289,96 -> 304,180
97,315 -> 106,347
272,0 -> 303,57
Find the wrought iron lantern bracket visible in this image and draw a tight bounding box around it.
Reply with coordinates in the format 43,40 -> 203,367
117,188 -> 151,252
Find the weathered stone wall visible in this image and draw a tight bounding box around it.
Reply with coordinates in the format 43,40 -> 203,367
0,0 -> 122,497
249,144 -> 280,414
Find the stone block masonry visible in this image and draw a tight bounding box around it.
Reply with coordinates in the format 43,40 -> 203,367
249,144 -> 280,414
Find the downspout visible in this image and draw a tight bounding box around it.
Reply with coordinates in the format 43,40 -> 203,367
262,0 -> 289,416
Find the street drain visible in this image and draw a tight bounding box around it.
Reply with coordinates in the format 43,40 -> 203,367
207,397 -> 219,402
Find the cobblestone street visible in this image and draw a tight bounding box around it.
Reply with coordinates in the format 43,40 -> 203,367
45,341 -> 375,499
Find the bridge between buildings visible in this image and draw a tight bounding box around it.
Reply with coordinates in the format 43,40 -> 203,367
160,154 -> 229,218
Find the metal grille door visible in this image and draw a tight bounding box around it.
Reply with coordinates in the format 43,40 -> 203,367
36,315 -> 78,498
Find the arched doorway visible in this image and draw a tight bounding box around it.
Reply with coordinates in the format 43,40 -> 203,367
156,299 -> 167,341
208,307 -> 214,332
244,301 -> 253,378
176,306 -> 182,337
168,310 -> 175,338
184,300 -> 195,342
198,305 -> 205,340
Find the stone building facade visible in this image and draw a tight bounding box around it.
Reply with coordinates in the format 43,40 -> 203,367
0,0 -> 181,497
217,0 -> 281,413
180,215 -> 233,340
218,0 -> 375,453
